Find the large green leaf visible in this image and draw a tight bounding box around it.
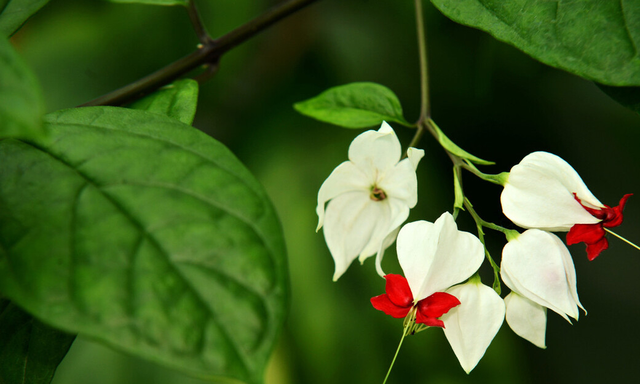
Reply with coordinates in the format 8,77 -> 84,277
0,0 -> 49,36
108,0 -> 188,6
431,0 -> 640,86
129,79 -> 199,125
0,299 -> 75,384
0,107 -> 288,384
294,82 -> 412,128
0,37 -> 45,140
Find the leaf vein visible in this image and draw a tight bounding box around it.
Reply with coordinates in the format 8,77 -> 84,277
21,141 -> 254,378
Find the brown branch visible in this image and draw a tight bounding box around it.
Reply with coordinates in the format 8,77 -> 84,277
80,0 -> 321,107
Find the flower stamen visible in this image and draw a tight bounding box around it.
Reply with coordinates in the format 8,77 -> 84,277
370,186 -> 387,201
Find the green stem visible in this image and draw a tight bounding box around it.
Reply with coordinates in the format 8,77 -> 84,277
406,0 -> 430,149
462,161 -> 509,185
80,0 -> 321,107
604,228 -> 640,251
464,197 -> 510,294
414,0 -> 430,123
383,323 -> 410,384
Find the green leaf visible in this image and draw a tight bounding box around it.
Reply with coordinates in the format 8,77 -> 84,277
108,0 -> 188,6
0,37 -> 45,140
294,82 -> 412,128
0,107 -> 287,384
431,0 -> 640,86
0,298 -> 76,384
0,0 -> 50,37
597,84 -> 640,113
129,79 -> 199,125
429,119 -> 493,165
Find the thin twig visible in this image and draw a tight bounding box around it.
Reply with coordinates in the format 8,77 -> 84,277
186,0 -> 213,44
80,0 -> 321,107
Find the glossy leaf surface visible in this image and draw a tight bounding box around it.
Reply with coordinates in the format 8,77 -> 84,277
0,107 -> 288,384
431,0 -> 640,85
294,82 -> 412,128
129,79 -> 199,125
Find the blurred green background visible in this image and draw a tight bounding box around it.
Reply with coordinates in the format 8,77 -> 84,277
10,0 -> 640,383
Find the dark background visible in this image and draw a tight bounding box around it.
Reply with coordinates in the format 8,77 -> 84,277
11,0 -> 640,383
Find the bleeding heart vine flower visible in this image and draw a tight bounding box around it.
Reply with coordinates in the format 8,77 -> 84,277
441,277 -> 505,373
371,274 -> 461,327
501,229 -> 585,348
316,121 -> 424,280
371,213 -> 494,372
500,151 -> 632,260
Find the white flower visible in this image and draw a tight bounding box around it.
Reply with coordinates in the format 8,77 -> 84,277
501,151 -> 632,261
503,292 -> 547,349
396,213 -> 484,302
501,229 -> 585,345
316,122 -> 424,281
441,278 -> 505,374
500,151 -> 602,231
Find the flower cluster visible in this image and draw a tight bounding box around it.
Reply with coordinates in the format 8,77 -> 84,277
316,126 -> 632,374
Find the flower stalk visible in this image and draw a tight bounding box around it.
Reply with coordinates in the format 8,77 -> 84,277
382,321 -> 411,384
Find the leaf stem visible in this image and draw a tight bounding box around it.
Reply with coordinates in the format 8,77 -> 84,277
80,0 -> 321,107
604,228 -> 640,251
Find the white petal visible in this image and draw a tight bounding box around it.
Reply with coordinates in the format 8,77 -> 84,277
375,226 -> 401,277
504,292 -> 547,349
348,121 -> 402,176
442,281 -> 505,374
501,151 -> 602,231
372,198 -> 412,277
316,161 -> 370,231
378,158 -> 419,208
358,198 -> 406,262
406,147 -> 425,170
397,213 -> 484,301
323,191 -> 391,281
501,229 -> 582,321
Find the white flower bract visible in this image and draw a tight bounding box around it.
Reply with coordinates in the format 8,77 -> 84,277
501,229 -> 585,325
441,279 -> 505,374
504,291 -> 547,349
397,212 -> 484,302
316,121 -> 424,281
501,151 -> 603,231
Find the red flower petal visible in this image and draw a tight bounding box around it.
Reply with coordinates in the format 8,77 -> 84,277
384,274 -> 414,308
567,223 -> 605,246
414,292 -> 461,327
371,294 -> 412,318
414,313 -> 445,328
573,193 -> 632,227
585,236 -> 609,261
603,193 -> 632,228
567,223 -> 609,260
